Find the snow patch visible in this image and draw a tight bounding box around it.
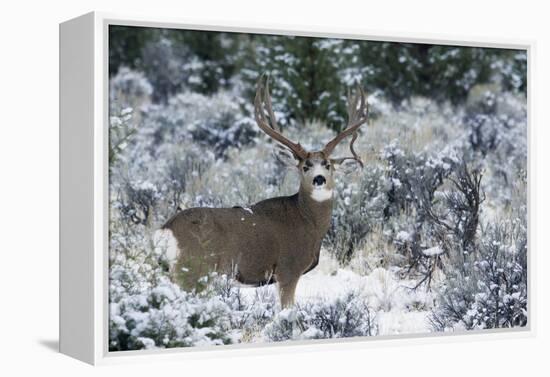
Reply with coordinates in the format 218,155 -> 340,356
396,231 -> 412,243
423,245 -> 444,257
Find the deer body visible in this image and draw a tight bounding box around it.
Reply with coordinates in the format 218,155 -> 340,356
160,76 -> 369,307
162,183 -> 333,307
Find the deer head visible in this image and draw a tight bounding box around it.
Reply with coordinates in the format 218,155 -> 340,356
254,75 -> 369,202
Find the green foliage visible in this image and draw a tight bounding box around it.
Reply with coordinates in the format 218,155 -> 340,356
110,26 -> 242,101
109,26 -> 157,75
239,36 -> 360,130
109,26 -> 527,131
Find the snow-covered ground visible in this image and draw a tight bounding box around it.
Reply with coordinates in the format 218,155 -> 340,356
240,249 -> 435,337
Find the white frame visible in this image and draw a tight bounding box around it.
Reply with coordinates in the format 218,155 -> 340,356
59,11 -> 535,365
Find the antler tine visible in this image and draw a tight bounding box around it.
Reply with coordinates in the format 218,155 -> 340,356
263,77 -> 281,132
347,86 -> 361,125
323,85 -> 368,157
254,75 -> 308,160
331,132 -> 364,168
348,131 -> 363,167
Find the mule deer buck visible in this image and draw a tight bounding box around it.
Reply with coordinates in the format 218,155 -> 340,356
158,76 -> 369,307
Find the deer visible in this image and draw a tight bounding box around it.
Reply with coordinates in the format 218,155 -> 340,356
156,76 -> 369,308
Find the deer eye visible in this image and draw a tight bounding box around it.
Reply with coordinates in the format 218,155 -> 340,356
325,164 -> 331,170
303,166 -> 310,172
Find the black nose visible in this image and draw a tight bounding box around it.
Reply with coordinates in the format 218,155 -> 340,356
313,175 -> 326,186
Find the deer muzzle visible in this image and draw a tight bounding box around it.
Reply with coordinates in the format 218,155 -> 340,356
313,175 -> 327,186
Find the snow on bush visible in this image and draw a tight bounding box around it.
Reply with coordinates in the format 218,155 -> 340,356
109,275 -> 239,351
264,292 -> 377,341
109,239 -> 275,351
110,67 -> 153,113
429,211 -> 527,331
325,164 -> 388,265
140,90 -> 257,159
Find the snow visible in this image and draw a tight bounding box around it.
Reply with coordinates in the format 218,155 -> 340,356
239,249 -> 434,337
301,327 -> 322,339
277,308 -> 297,322
423,245 -> 444,257
392,178 -> 402,188
396,231 -> 412,243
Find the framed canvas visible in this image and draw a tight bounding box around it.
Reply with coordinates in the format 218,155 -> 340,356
59,12 -> 533,365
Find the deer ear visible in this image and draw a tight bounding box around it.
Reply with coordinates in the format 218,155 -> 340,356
332,158 -> 362,175
273,144 -> 300,168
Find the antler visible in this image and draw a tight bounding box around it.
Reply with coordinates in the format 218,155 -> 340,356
322,86 -> 368,166
331,131 -> 364,168
254,75 -> 308,160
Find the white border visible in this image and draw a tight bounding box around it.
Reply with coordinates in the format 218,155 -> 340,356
84,11 -> 534,365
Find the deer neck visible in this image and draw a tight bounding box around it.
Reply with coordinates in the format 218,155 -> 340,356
297,185 -> 334,231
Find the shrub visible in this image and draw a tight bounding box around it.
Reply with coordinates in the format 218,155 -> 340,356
110,67 -> 153,113
429,212 -> 527,331
109,276 -> 239,350
204,273 -> 278,333
142,91 -> 257,159
109,107 -> 137,167
116,180 -> 161,226
264,292 -> 377,341
325,165 -> 388,265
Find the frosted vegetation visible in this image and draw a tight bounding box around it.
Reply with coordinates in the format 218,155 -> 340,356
108,29 -> 527,351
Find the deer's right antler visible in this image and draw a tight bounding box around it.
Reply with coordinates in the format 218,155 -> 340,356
254,75 -> 309,161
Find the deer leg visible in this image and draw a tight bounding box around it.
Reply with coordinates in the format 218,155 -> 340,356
278,277 -> 300,308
